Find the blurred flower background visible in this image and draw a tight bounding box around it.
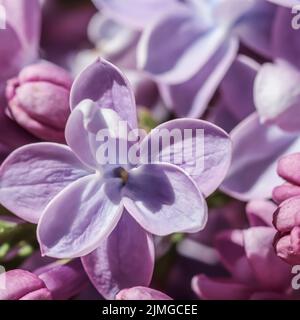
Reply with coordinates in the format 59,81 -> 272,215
1,0 -> 300,300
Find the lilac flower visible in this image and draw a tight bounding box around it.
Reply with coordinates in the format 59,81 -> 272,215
192,200 -> 294,300
116,287 -> 172,300
0,59 -> 232,299
0,259 -> 88,300
221,7 -> 300,201
94,0 -> 277,117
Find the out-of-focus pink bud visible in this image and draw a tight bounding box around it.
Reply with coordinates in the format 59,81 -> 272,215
5,61 -> 72,142
116,287 -> 172,300
273,195 -> 300,264
273,182 -> 300,204
274,227 -> 300,265
277,153 -> 300,186
0,259 -> 88,300
273,196 -> 300,233
0,270 -> 52,300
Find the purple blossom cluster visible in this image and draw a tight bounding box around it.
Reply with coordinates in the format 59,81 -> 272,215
0,0 -> 300,300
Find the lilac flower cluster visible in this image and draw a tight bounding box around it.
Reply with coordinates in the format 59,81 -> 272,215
0,0 -> 300,301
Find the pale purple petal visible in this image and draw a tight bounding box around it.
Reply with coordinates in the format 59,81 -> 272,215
267,0 -> 300,7
122,163 -> 207,236
221,55 -> 258,120
0,0 -> 41,80
254,61 -> 300,132
235,1 -> 277,58
208,101 -> 239,133
81,211 -> 154,300
0,143 -> 89,223
37,175 -> 123,258
88,14 -> 139,69
272,7 -> 300,69
92,0 -> 183,29
137,10 -> 227,84
221,113 -> 300,201
159,38 -> 238,118
70,58 -> 137,129
66,100 -> 132,169
139,119 -> 232,197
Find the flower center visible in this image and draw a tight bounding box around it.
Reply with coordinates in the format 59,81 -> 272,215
114,167 -> 129,185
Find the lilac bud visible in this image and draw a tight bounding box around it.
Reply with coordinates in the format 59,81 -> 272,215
0,260 -> 88,300
5,61 -> 72,143
0,270 -> 52,300
274,227 -> 300,265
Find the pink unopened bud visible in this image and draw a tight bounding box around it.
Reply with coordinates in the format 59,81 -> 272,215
277,153 -> 300,186
274,227 -> 300,265
273,196 -> 300,233
116,287 -> 172,300
273,183 -> 300,204
5,61 -> 72,142
0,270 -> 52,300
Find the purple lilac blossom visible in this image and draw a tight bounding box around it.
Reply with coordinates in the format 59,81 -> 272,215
221,6 -> 300,201
0,58 -> 232,299
94,0 -> 277,117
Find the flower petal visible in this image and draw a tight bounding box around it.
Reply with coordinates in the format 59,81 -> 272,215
236,1 -> 277,58
92,0 -> 183,29
66,100 -> 132,169
192,275 -> 252,300
245,200 -> 276,227
0,143 -> 89,223
220,55 -> 258,121
122,163 -> 207,236
267,0 -> 299,7
139,119 -> 232,197
221,113 -> 300,201
81,211 -> 154,300
70,58 -> 137,129
159,38 -> 238,118
243,226 -> 291,290
254,61 -> 300,132
215,230 -> 255,285
272,7 -> 300,69
37,175 -> 123,258
137,9 -> 227,84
